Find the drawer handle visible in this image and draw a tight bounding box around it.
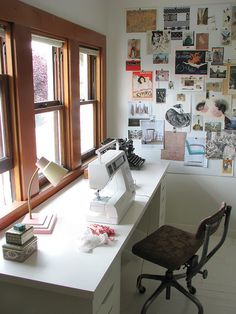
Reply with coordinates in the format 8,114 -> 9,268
102,284 -> 114,305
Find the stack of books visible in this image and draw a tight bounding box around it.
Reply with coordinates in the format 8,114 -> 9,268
2,223 -> 37,262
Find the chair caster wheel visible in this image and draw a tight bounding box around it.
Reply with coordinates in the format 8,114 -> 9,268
138,285 -> 146,294
202,269 -> 208,279
188,286 -> 196,295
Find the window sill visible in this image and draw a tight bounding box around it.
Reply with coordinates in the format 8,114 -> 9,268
0,167 -> 86,231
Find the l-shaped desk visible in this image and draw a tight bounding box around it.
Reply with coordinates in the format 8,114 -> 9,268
0,158 -> 169,314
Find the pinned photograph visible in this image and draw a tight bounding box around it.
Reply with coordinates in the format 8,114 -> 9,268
211,47 -> 224,65
153,52 -> 169,64
128,101 -> 151,119
180,76 -> 204,91
126,9 -> 157,33
209,66 -> 227,78
164,7 -> 190,30
175,50 -> 207,75
206,81 -> 223,93
161,131 -> 187,161
197,8 -> 208,25
141,120 -> 164,145
192,115 -> 204,131
128,39 -> 141,59
222,159 -> 234,176
196,33 -> 209,50
128,128 -> 142,140
126,60 -> 141,71
152,30 -> 171,53
156,88 -> 166,103
206,130 -> 236,159
221,28 -> 231,45
165,104 -> 191,129
177,93 -> 186,102
183,31 -> 194,46
132,71 -> 153,99
184,135 -> 207,167
155,69 -> 169,81
227,64 -> 236,94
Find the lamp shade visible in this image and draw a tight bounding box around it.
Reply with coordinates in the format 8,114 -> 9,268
36,157 -> 68,186
22,157 -> 68,233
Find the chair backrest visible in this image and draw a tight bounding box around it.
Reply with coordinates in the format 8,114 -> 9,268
195,202 -> 228,241
187,202 -> 232,279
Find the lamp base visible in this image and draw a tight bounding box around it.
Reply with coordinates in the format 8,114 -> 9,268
22,213 -> 57,234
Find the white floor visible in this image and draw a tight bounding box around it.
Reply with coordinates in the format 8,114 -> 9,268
120,236 -> 236,314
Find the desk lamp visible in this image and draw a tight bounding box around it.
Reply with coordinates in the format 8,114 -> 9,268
22,157 -> 68,234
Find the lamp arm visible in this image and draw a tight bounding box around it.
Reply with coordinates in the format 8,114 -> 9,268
27,167 -> 39,219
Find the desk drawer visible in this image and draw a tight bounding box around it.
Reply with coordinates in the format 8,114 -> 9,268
94,257 -> 120,314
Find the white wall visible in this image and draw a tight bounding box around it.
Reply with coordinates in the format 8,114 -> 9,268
21,0 -> 108,35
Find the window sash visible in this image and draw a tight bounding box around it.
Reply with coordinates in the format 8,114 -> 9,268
33,37 -> 65,168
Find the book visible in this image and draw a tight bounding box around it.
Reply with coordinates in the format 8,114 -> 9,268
6,225 -> 34,245
2,236 -> 37,262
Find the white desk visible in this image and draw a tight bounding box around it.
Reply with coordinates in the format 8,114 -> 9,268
0,159 -> 169,314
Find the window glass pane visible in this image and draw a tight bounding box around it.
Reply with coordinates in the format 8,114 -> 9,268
79,53 -> 88,101
0,27 -> 6,75
0,171 -> 12,211
32,40 -> 54,102
35,111 -> 61,163
0,92 -> 6,159
80,104 -> 94,153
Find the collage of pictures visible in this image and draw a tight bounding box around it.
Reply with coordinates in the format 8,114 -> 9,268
126,5 -> 236,176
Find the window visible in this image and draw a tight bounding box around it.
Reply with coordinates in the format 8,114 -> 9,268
32,35 -> 64,166
79,48 -> 99,158
0,0 -> 106,230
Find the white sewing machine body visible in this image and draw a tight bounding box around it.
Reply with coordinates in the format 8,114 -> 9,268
87,141 -> 136,224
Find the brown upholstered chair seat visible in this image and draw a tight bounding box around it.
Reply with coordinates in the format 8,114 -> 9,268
132,225 -> 202,271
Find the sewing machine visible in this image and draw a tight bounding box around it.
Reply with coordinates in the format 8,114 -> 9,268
87,140 -> 136,224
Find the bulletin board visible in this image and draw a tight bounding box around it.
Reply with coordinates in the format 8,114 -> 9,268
125,4 -> 236,177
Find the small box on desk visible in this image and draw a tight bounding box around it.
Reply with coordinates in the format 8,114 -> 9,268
2,236 -> 37,262
5,224 -> 34,245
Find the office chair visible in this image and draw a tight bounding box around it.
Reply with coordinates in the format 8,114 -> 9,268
132,202 -> 232,314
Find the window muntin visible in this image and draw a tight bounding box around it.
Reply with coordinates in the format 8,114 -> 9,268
32,36 -> 64,166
